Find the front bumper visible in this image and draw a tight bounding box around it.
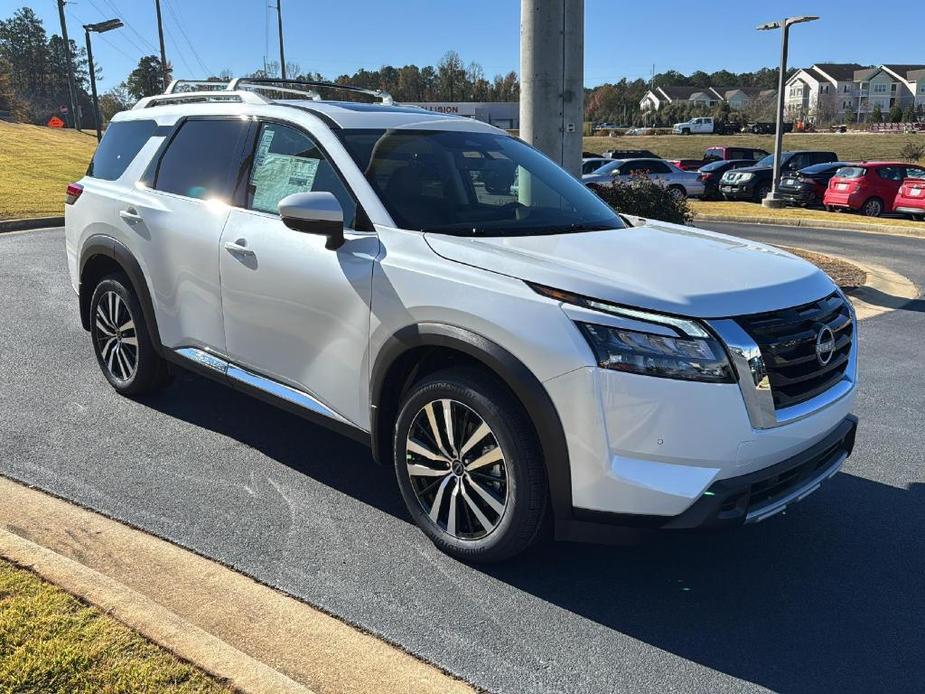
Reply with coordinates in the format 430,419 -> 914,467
720,182 -> 756,200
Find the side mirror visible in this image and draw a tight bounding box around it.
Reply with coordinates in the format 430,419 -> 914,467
278,191 -> 345,250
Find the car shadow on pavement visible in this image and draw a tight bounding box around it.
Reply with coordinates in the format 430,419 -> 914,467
483,473 -> 925,693
854,286 -> 925,314
138,371 -> 411,522
139,372 -> 923,693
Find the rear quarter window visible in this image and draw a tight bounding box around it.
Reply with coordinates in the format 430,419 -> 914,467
86,120 -> 158,180
153,118 -> 250,201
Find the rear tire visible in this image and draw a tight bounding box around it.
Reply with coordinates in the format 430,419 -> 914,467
393,368 -> 549,563
668,185 -> 687,200
861,197 -> 884,217
90,274 -> 172,396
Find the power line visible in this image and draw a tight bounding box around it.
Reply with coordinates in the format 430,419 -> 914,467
99,0 -> 159,53
163,0 -> 210,75
83,0 -> 146,57
67,8 -> 136,63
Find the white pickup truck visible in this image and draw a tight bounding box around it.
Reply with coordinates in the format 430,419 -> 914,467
673,117 -> 732,135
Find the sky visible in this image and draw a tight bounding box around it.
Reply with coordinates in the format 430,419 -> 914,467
6,0 -> 925,91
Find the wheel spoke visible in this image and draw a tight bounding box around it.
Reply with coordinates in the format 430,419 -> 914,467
106,340 -> 118,372
465,474 -> 505,515
118,319 -> 134,333
96,304 -> 115,330
95,319 -> 115,337
441,399 -> 456,456
466,445 -> 503,472
100,336 -> 117,360
121,336 -> 138,347
116,346 -> 133,379
407,439 -> 450,464
460,480 -> 494,532
458,421 -> 490,459
446,478 -> 459,537
428,475 -> 453,522
424,402 -> 453,459
407,463 -> 450,477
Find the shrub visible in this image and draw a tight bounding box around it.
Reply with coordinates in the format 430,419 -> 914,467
590,174 -> 692,225
899,142 -> 925,163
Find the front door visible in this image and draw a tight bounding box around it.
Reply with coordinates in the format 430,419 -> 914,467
218,121 -> 378,426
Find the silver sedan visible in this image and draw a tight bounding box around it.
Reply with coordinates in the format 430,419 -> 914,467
582,158 -> 706,199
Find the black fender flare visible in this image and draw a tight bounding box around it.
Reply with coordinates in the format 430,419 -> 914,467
370,323 -> 573,524
78,234 -> 162,350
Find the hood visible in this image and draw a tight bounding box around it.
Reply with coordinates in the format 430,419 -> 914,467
424,221 -> 835,318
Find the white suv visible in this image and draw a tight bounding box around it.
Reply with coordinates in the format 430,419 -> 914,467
65,79 -> 858,562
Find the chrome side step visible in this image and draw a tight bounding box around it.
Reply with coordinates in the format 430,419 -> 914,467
174,347 -> 360,430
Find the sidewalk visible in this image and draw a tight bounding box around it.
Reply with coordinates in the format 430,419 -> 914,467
0,476 -> 473,694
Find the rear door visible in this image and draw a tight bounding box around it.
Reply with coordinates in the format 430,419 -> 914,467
217,119 -> 378,426
130,116 -> 251,352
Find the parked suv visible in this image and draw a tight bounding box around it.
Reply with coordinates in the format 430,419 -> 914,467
721,151 -> 839,202
823,162 -> 925,217
65,79 -> 859,562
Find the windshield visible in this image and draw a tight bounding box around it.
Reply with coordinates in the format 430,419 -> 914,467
754,154 -> 776,168
336,129 -> 624,236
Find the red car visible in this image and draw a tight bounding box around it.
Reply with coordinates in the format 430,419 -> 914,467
893,175 -> 925,221
824,162 -> 925,217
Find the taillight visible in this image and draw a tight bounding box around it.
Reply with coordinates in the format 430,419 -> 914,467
699,173 -> 712,181
65,183 -> 83,205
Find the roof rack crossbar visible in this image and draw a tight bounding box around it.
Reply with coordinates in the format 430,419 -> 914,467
227,77 -> 395,105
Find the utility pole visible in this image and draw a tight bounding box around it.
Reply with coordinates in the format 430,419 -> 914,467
519,0 -> 584,176
275,0 -> 286,80
154,0 -> 169,88
83,19 -> 123,141
56,0 -> 80,130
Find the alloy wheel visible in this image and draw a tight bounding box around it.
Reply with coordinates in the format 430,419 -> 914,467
404,399 -> 509,540
94,291 -> 138,382
863,198 -> 882,217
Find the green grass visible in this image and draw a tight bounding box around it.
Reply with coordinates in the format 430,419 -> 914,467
690,200 -> 925,230
0,559 -> 230,693
0,122 -> 97,220
584,132 -> 925,162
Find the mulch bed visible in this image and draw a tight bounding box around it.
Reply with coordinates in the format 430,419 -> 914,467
784,247 -> 867,291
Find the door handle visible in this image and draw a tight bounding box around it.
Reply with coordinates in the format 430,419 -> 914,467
119,208 -> 142,223
224,239 -> 255,257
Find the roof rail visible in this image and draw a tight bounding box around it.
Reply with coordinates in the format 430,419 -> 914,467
132,90 -> 270,110
164,79 -> 229,94
228,77 -> 395,105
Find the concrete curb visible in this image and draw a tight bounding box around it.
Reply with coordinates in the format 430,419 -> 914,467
0,216 -> 64,233
694,213 -> 925,239
785,246 -> 920,321
0,476 -> 474,694
0,529 -> 309,694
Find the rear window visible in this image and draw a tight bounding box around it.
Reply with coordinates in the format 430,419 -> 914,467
835,167 -> 866,179
87,120 -> 157,180
906,167 -> 925,179
154,119 -> 249,201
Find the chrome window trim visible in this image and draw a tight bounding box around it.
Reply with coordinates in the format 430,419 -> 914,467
708,297 -> 857,430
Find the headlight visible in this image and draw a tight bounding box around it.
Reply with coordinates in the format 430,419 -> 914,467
577,323 -> 734,383
738,172 -> 754,181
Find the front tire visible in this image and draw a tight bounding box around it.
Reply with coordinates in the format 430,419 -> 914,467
393,368 -> 548,563
754,183 -> 771,203
90,274 -> 171,396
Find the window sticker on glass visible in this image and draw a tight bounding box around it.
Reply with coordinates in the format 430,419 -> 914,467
251,154 -> 320,214
255,127 -> 276,168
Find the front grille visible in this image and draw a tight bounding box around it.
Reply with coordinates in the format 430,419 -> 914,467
736,292 -> 853,409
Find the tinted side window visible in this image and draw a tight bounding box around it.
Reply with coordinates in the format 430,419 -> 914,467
155,119 -> 249,200
877,166 -> 903,182
246,122 -> 357,226
87,120 -> 157,180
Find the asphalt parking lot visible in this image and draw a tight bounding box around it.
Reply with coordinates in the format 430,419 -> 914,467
1,226 -> 923,694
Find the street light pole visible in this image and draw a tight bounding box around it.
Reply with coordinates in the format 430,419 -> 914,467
83,19 -> 124,142
757,15 -> 819,208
